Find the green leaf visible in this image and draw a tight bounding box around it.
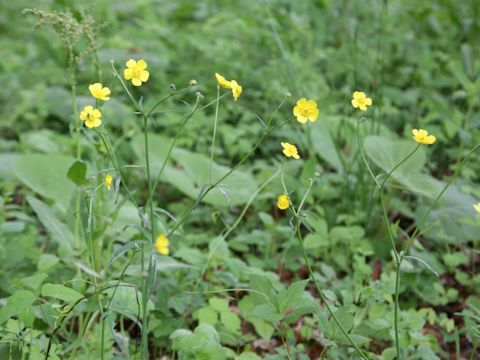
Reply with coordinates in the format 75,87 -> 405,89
67,160 -> 88,186
220,311 -> 241,332
27,196 -> 74,249
37,254 -> 59,271
236,352 -> 262,360
195,307 -> 218,325
364,136 -> 426,176
20,273 -> 48,291
443,252 -> 469,267
329,307 -> 354,339
276,279 -> 309,313
248,303 -> 282,322
41,283 -> 83,303
12,154 -> 76,212
209,298 -> 229,313
0,290 -> 36,324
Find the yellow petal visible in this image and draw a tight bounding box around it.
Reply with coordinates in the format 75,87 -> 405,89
296,116 -> 308,124
126,59 -> 136,68
351,99 -> 359,108
139,70 -> 149,82
137,59 -> 147,70
309,108 -> 319,122
132,78 -> 142,86
124,68 -> 133,80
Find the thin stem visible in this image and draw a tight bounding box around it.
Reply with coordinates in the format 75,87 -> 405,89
210,86 -> 220,183
394,261 -> 401,359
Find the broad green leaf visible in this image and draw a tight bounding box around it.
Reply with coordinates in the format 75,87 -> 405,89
27,196 -> 74,249
37,254 -> 59,271
195,307 -> 218,325
0,290 -> 36,324
236,352 -> 262,360
41,283 -> 83,303
220,311 -> 241,332
67,160 -> 88,186
12,154 -> 76,212
209,297 -> 229,313
364,136 -> 426,176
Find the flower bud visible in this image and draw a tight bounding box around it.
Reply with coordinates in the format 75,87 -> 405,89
190,79 -> 197,86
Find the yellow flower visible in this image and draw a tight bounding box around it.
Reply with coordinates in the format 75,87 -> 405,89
215,73 -> 231,88
89,83 -> 111,101
351,91 -> 372,111
79,106 -> 102,128
155,234 -> 169,255
105,175 -> 112,191
190,79 -> 197,86
293,98 -> 319,123
215,73 -> 242,101
473,202 -> 480,214
277,195 -> 290,210
230,80 -> 242,101
412,129 -> 436,145
124,59 -> 149,86
281,142 -> 300,159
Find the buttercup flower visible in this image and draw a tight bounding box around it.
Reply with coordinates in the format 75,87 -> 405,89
124,59 -> 149,86
215,73 -> 231,88
281,142 -> 300,159
155,234 -> 169,255
277,195 -> 290,210
215,73 -> 242,101
89,83 -> 111,101
351,91 -> 372,111
80,106 -> 102,128
293,98 -> 319,123
105,175 -> 112,191
412,129 -> 436,145
230,80 -> 242,101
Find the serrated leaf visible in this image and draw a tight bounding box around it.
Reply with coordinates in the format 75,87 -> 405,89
0,290 -> 36,324
277,279 -> 309,313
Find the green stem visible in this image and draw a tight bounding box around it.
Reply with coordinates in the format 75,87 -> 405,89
394,261 -> 401,359
141,113 -> 156,360
70,64 -> 81,250
210,86 -> 220,183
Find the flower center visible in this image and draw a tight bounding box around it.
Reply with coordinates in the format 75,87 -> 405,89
300,108 -> 311,117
